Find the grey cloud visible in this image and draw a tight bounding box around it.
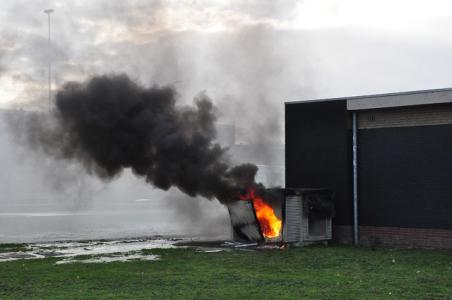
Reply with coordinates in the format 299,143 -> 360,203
0,32 -> 17,75
2,1 -> 452,162
0,50 -> 4,75
228,0 -> 301,21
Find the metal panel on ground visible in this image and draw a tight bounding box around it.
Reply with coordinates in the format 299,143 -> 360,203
227,200 -> 263,242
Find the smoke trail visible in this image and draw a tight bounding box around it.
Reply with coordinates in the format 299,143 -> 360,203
12,74 -> 259,203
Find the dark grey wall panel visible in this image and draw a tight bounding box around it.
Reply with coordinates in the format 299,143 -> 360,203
285,101 -> 352,225
359,124 -> 452,229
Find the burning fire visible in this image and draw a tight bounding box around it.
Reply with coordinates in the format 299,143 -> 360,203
240,188 -> 282,239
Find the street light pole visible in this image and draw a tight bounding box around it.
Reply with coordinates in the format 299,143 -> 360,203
43,9 -> 54,111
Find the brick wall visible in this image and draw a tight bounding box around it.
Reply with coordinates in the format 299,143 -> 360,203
332,225 -> 452,249
358,103 -> 452,129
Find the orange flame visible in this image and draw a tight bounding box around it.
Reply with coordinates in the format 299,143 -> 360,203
240,188 -> 282,239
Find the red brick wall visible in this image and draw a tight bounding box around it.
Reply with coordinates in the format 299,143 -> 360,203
332,225 -> 452,249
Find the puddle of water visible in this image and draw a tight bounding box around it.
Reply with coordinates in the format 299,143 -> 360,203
196,249 -> 225,253
0,238 -> 177,264
56,254 -> 160,264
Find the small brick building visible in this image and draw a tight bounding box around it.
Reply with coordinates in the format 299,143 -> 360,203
285,88 -> 452,249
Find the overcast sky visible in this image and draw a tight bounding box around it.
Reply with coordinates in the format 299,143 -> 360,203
1,0 -> 452,120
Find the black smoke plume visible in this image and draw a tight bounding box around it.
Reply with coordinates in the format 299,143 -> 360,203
13,74 -> 260,203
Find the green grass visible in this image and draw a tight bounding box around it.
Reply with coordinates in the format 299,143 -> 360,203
1,245 -> 452,299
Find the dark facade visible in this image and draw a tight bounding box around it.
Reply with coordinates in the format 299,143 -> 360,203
285,100 -> 352,226
285,89 -> 452,249
359,122 -> 452,230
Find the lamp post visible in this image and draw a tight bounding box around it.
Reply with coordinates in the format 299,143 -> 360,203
43,9 -> 54,111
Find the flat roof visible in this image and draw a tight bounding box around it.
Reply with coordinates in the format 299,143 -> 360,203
286,87 -> 452,110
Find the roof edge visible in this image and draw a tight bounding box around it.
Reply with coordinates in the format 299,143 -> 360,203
285,86 -> 452,105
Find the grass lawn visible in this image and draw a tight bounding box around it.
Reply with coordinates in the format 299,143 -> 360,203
0,245 -> 451,299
